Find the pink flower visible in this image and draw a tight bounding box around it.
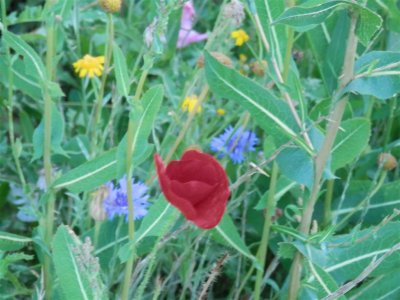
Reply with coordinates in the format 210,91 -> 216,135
177,1 -> 208,49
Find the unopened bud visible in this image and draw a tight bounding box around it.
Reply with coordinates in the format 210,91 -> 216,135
98,0 -> 122,13
197,52 -> 233,68
223,0 -> 245,26
89,186 -> 108,221
292,49 -> 304,62
250,60 -> 267,77
310,220 -> 318,234
378,153 -> 397,171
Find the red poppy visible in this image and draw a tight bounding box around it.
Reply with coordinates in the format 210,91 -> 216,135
154,150 -> 230,229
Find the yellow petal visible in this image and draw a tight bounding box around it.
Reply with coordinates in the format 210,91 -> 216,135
79,69 -> 87,78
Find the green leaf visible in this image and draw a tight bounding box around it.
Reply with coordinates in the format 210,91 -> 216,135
0,232 -> 31,251
254,0 -> 287,69
116,85 -> 163,177
112,43 -> 130,98
306,12 -> 350,93
294,222 -> 400,285
333,180 -> 400,225
96,197 -> 177,261
0,55 -> 42,100
52,148 -> 117,193
276,147 -> 314,189
331,118 -> 371,171
274,1 -> 344,30
52,225 -> 107,300
303,260 -> 346,300
274,0 -> 382,46
342,51 -> 400,100
32,103 -> 66,161
135,197 -> 177,243
213,214 -> 260,269
3,30 -> 47,83
348,271 -> 400,299
118,197 -> 178,262
204,52 -> 311,154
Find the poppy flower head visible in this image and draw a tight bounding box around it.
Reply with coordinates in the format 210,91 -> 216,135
154,150 -> 230,229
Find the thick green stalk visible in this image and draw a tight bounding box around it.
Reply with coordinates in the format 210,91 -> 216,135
253,162 -> 279,300
287,13 -> 358,300
43,0 -> 56,298
90,13 -> 114,155
120,70 -> 149,300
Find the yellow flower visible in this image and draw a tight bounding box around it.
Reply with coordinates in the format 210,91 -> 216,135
98,0 -> 122,13
231,29 -> 249,46
216,108 -> 225,116
73,55 -> 105,78
239,53 -> 247,63
182,95 -> 202,113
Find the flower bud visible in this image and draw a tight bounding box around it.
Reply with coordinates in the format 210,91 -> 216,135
222,0 -> 245,26
292,49 -> 304,62
250,60 -> 267,77
98,0 -> 122,13
197,52 -> 233,69
378,153 -> 397,171
89,186 -> 108,221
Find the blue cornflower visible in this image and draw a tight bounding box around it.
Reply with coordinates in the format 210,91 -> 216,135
210,126 -> 258,164
103,177 -> 149,221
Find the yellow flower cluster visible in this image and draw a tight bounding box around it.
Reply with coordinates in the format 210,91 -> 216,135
181,95 -> 202,113
73,55 -> 105,78
216,108 -> 225,116
231,29 -> 249,46
98,0 -> 122,13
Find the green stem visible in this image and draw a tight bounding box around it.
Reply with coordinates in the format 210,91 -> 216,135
383,98 -> 396,150
287,13 -> 358,300
1,0 -> 27,191
43,0 -> 56,298
254,162 -> 279,300
282,0 -> 296,81
120,70 -> 149,300
90,13 -> 114,155
324,179 -> 334,227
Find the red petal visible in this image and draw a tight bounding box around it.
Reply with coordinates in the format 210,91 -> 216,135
166,160 -> 218,185
192,183 -> 230,229
170,180 -> 218,205
154,150 -> 230,229
154,154 -> 197,219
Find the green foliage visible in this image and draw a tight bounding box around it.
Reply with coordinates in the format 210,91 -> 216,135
1,0 -> 400,299
0,232 -> 31,252
52,148 -> 117,193
274,0 -> 382,46
52,225 -> 107,300
331,118 -> 371,171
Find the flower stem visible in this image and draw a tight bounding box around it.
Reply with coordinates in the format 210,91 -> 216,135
253,162 -> 279,300
323,179 -> 334,227
164,85 -> 209,164
90,13 -> 114,155
1,0 -> 27,192
287,12 -> 358,300
120,69 -> 149,300
43,0 -> 56,297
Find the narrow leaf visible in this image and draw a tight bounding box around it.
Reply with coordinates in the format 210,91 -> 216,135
52,225 -> 107,300
52,148 -> 117,193
113,43 -> 130,98
0,231 -> 31,251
